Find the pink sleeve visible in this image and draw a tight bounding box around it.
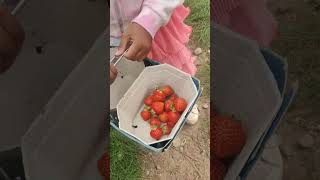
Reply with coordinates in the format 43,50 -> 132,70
132,0 -> 183,38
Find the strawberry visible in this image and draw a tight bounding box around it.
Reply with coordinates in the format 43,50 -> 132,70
97,153 -> 109,177
167,111 -> 180,126
212,116 -> 246,159
150,127 -> 163,140
168,93 -> 178,101
144,96 -> 153,106
161,124 -> 171,135
211,158 -> 226,180
152,90 -> 166,102
151,102 -> 164,115
152,89 -> 160,95
164,100 -> 174,112
167,121 -> 176,128
140,110 -> 151,121
150,118 -> 161,127
159,112 -> 168,123
173,97 -> 188,112
161,85 -> 174,96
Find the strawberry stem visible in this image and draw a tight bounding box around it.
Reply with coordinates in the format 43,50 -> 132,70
170,104 -> 176,112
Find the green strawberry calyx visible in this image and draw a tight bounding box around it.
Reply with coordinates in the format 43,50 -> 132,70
161,125 -> 168,134
170,104 -> 176,112
150,125 -> 158,130
150,109 -> 156,116
144,105 -> 151,111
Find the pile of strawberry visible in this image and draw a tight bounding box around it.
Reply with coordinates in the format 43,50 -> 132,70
211,107 -> 246,180
140,85 -> 188,140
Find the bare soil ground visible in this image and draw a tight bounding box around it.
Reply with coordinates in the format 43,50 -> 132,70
268,0 -> 320,179
139,49 -> 211,180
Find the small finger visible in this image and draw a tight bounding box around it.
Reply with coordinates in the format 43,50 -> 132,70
110,64 -> 117,74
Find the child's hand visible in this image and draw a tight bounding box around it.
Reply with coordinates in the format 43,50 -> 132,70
0,7 -> 25,74
116,23 -> 152,61
110,64 -> 118,84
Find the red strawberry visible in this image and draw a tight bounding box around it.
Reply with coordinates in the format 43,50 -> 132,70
159,112 -> 168,123
150,118 -> 161,127
97,153 -> 109,177
152,90 -> 166,102
164,100 -> 174,112
211,158 -> 226,180
167,111 -> 180,125
168,93 -> 178,101
144,96 -> 153,106
161,85 -> 174,96
150,127 -> 163,140
140,110 -> 151,121
212,116 -> 246,159
151,102 -> 164,115
161,124 -> 171,135
173,97 -> 188,112
167,121 -> 176,128
152,89 -> 159,95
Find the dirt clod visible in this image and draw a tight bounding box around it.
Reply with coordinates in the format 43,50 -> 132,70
194,47 -> 202,55
173,137 -> 182,148
202,103 -> 209,109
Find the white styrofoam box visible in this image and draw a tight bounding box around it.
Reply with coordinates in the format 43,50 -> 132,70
212,24 -> 282,180
116,64 -> 198,145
